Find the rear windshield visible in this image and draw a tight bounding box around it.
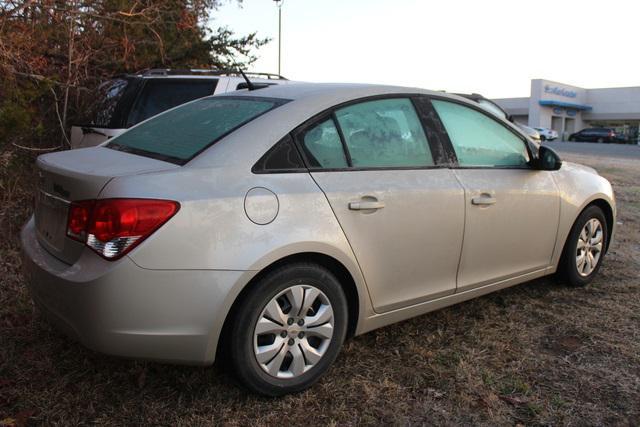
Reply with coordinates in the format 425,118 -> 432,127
107,96 -> 288,164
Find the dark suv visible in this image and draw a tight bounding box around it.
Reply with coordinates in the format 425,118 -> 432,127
568,128 -> 617,143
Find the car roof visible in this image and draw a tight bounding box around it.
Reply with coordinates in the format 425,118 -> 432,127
216,82 -> 458,105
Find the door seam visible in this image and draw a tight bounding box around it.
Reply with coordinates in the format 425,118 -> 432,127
548,172 -> 563,267
451,168 -> 467,294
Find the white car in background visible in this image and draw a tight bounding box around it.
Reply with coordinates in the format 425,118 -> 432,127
535,127 -> 559,142
515,123 -> 542,143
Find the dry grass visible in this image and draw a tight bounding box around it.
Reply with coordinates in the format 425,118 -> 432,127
1,151 -> 638,426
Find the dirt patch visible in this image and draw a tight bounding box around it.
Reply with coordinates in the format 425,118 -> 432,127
1,151 -> 639,425
541,332 -> 585,356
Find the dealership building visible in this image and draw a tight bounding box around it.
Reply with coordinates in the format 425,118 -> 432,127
493,79 -> 640,142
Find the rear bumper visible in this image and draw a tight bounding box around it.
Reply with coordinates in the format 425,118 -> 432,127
21,216 -> 247,365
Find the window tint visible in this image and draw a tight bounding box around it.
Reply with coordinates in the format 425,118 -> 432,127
301,119 -> 348,168
107,97 -> 285,163
334,98 -> 433,168
83,78 -> 129,127
253,135 -> 304,173
432,100 -> 529,167
127,79 -> 217,126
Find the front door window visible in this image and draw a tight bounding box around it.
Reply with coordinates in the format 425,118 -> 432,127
431,100 -> 529,167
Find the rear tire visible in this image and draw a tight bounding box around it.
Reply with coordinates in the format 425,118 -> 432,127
558,205 -> 608,287
228,262 -> 348,396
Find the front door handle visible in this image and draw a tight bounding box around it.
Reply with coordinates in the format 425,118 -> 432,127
349,200 -> 385,211
471,195 -> 496,206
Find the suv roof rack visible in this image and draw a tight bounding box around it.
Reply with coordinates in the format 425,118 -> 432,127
134,68 -> 288,80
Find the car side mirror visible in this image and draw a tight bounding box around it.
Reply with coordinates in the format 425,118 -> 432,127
536,145 -> 562,171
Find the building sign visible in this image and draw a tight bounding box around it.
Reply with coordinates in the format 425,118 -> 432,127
566,109 -> 577,117
553,107 -> 563,115
544,85 -> 577,98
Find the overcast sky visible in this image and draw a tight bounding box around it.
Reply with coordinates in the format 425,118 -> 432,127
213,0 -> 638,98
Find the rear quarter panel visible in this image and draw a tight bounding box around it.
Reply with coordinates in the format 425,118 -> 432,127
99,165 -> 374,329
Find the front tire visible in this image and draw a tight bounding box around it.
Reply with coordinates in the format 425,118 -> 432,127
559,205 -> 608,287
228,263 -> 348,396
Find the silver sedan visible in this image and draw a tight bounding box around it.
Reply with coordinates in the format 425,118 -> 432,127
21,83 -> 615,396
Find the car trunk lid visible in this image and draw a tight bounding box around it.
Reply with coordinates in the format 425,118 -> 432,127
34,146 -> 179,264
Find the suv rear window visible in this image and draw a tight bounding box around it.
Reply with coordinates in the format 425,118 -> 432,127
127,79 -> 218,126
107,96 -> 288,164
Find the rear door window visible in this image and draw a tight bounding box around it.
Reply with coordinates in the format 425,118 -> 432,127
252,135 -> 305,173
127,79 -> 218,126
300,118 -> 348,168
108,96 -> 288,164
334,98 -> 434,168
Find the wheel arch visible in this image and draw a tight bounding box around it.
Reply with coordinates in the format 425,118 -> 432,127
214,252 -> 362,363
558,198 -> 615,267
589,198 -> 614,253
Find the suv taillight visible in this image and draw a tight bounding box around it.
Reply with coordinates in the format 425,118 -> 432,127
66,199 -> 179,260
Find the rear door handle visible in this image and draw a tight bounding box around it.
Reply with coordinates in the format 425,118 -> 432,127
471,195 -> 496,206
349,201 -> 385,210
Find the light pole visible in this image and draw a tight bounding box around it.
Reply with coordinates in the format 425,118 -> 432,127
274,0 -> 283,75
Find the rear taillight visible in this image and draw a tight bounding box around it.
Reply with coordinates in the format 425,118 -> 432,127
67,200 -> 94,242
66,198 -> 179,260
